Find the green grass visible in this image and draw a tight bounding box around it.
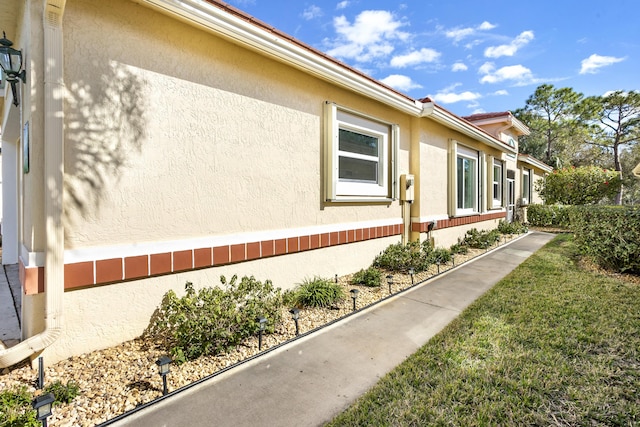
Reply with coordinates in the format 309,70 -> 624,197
327,234 -> 640,426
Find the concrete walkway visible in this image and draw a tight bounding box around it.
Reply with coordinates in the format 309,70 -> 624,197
0,263 -> 21,350
110,231 -> 555,427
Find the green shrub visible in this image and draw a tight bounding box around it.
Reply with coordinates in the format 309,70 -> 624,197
449,242 -> 468,255
569,205 -> 640,274
497,220 -> 528,234
527,204 -> 571,228
372,241 -> 432,272
537,166 -> 622,205
0,387 -> 38,427
350,267 -> 382,287
461,228 -> 501,249
429,248 -> 452,264
44,380 -> 80,405
151,276 -> 284,362
293,277 -> 345,308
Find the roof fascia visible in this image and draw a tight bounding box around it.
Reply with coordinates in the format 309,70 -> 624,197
136,0 -> 423,116
466,114 -> 530,136
518,154 -> 553,173
422,102 -> 517,154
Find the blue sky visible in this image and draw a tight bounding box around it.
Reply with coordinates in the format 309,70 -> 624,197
227,0 -> 638,116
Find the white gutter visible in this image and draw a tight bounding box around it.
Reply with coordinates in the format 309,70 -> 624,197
0,0 -> 66,368
137,0 -> 423,116
518,154 -> 553,173
421,101 -> 517,155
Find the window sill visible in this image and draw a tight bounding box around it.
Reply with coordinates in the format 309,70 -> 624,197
326,197 -> 395,204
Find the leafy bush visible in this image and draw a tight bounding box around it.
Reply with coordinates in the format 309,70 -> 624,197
429,248 -> 452,264
497,220 -> 528,234
569,205 -> 640,274
44,381 -> 80,405
527,204 -> 572,228
461,228 -> 501,249
151,276 -> 284,362
350,267 -> 382,287
449,243 -> 468,255
372,241 -> 432,272
293,277 -> 345,308
536,166 -> 622,205
0,387 -> 38,427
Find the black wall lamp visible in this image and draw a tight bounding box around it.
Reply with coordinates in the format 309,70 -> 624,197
0,31 -> 26,107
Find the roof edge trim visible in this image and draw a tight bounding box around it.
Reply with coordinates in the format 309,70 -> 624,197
137,0 -> 423,115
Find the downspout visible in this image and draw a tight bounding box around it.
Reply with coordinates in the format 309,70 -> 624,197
0,0 -> 66,368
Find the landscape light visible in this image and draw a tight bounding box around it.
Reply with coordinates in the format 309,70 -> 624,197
155,355 -> 172,396
32,393 -> 55,427
257,317 -> 267,350
289,308 -> 300,336
408,268 -> 414,284
350,289 -> 359,311
386,274 -> 394,294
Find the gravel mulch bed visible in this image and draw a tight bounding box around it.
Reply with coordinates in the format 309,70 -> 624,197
0,237 -> 521,426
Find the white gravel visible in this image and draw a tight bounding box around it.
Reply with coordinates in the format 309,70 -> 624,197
0,241 -> 512,426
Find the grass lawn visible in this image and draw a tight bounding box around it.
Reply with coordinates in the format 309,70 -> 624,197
328,234 -> 640,426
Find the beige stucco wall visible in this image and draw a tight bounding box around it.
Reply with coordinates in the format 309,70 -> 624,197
61,0 -> 410,249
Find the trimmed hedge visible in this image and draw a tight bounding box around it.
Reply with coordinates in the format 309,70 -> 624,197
569,205 -> 640,274
527,204 -> 571,228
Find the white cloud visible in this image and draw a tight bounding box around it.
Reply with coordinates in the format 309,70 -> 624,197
479,62 -> 533,84
484,30 -> 534,58
493,89 -> 509,96
327,10 -> 410,62
429,83 -> 481,104
380,74 -> 422,91
302,5 -> 323,20
579,54 -> 626,74
452,62 -> 468,72
336,1 -> 349,10
478,21 -> 496,30
390,48 -> 440,67
445,21 -> 496,44
431,89 -> 482,104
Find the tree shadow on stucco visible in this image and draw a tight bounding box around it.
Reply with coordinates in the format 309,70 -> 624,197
64,62 -> 147,232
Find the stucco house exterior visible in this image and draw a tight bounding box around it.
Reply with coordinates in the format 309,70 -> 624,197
0,0 -> 551,367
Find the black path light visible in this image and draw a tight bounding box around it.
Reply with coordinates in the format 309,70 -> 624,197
408,268 -> 415,285
32,392 -> 55,427
257,317 -> 267,350
436,259 -> 441,274
350,288 -> 359,311
452,254 -> 456,267
155,355 -> 172,396
289,308 -> 300,336
0,31 -> 26,106
386,274 -> 394,294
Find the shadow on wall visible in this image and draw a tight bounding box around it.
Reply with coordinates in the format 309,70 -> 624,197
64,61 -> 147,227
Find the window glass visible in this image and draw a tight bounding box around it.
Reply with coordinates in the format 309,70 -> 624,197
457,154 -> 477,211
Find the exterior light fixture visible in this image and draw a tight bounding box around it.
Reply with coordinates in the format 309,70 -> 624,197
257,317 -> 267,350
289,308 -> 300,336
452,254 -> 455,267
335,274 -> 338,283
32,393 -> 55,427
408,268 -> 414,285
349,288 -> 359,311
386,274 -> 394,294
436,260 -> 441,274
155,356 -> 172,396
0,31 -> 26,107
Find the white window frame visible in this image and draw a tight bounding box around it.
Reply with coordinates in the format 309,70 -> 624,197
325,102 -> 398,201
522,167 -> 531,205
492,158 -> 503,208
455,144 -> 479,216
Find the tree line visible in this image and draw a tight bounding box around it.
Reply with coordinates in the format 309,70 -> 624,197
513,84 -> 640,205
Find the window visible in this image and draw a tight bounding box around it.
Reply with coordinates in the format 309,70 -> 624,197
455,145 -> 479,215
522,168 -> 531,205
492,159 -> 503,208
325,103 -> 398,200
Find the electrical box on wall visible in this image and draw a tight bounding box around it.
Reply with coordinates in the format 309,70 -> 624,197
400,174 -> 414,202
